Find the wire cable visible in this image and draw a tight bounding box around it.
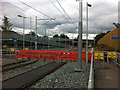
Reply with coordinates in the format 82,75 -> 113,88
49,0 -> 69,22
56,0 -> 77,29
3,1 -> 36,16
18,0 -> 53,19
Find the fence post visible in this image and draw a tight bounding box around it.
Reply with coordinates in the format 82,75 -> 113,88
115,52 -> 117,65
107,52 -> 109,62
103,52 -> 104,65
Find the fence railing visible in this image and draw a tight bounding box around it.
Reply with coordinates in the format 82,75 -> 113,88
88,53 -> 94,89
117,52 -> 120,66
94,51 -> 120,66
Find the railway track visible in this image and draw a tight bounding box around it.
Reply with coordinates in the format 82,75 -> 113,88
2,60 -> 38,72
2,61 -> 66,89
2,60 -> 28,67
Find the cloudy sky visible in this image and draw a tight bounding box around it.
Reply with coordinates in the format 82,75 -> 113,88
0,0 -> 119,39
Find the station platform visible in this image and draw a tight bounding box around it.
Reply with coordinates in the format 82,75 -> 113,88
94,60 -> 119,89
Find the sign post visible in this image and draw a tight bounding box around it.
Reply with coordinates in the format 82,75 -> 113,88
13,38 -> 17,49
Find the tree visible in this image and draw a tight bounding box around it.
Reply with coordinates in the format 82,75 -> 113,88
113,22 -> 120,28
95,33 -> 106,45
43,35 -> 48,38
106,31 -> 111,34
53,34 -> 59,38
29,31 -> 35,36
60,33 -> 69,39
1,16 -> 12,32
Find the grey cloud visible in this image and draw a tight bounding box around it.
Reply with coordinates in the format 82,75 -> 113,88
1,0 -> 119,38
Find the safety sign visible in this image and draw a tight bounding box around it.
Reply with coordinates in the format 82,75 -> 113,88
108,52 -> 116,58
11,48 -> 15,51
94,53 -> 104,60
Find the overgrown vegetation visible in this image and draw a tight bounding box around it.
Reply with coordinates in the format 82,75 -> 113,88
113,22 -> 120,28
94,30 -> 112,46
94,44 -> 114,51
53,33 -> 69,39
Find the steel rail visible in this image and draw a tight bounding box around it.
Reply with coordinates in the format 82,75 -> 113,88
2,60 -> 38,72
2,62 -> 66,89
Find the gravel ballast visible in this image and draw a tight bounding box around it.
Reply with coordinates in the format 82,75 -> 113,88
2,60 -> 48,81
31,62 -> 90,88
2,54 -> 91,88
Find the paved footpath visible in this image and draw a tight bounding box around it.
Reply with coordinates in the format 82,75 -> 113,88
94,60 -> 119,89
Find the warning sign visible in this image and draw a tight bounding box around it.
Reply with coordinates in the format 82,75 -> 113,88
94,53 -> 104,60
25,48 -> 29,50
108,52 -> 116,58
11,48 -> 15,51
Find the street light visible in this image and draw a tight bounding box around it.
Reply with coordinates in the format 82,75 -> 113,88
86,3 -> 92,63
18,15 -> 27,50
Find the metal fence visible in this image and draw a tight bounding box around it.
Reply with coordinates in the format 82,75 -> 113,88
87,51 -> 120,89
94,51 -> 120,66
117,52 -> 120,66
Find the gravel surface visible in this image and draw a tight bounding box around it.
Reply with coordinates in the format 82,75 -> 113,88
31,62 -> 90,88
2,60 -> 48,81
2,54 -> 91,88
2,54 -> 23,66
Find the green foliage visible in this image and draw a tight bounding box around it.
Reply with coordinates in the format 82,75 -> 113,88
95,33 -> 106,45
42,35 -> 48,38
95,44 -> 114,51
28,31 -> 35,36
53,33 -> 69,39
95,30 -> 112,45
113,22 -> 120,28
106,31 -> 111,34
1,16 -> 12,32
53,34 -> 59,38
60,33 -> 69,39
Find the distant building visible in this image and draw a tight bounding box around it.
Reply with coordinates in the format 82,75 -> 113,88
97,27 -> 120,51
73,39 -> 94,48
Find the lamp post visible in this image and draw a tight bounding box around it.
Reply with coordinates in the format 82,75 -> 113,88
18,15 -> 27,50
86,2 -> 92,63
35,17 -> 55,50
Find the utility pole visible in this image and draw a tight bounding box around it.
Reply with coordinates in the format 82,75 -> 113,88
35,16 -> 37,50
35,18 -> 56,50
59,35 -> 60,50
72,34 -> 74,51
65,34 -> 66,49
23,17 -> 25,50
45,28 -> 46,36
75,0 -> 83,72
30,17 -> 32,50
18,15 -> 27,50
86,2 -> 88,63
86,2 -> 92,63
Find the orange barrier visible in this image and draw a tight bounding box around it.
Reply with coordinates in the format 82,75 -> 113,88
82,51 -> 86,61
41,51 -> 58,60
14,50 -> 93,61
58,51 -> 71,61
70,51 -> 78,61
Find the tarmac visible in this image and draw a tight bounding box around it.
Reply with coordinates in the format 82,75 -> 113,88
94,59 -> 120,89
